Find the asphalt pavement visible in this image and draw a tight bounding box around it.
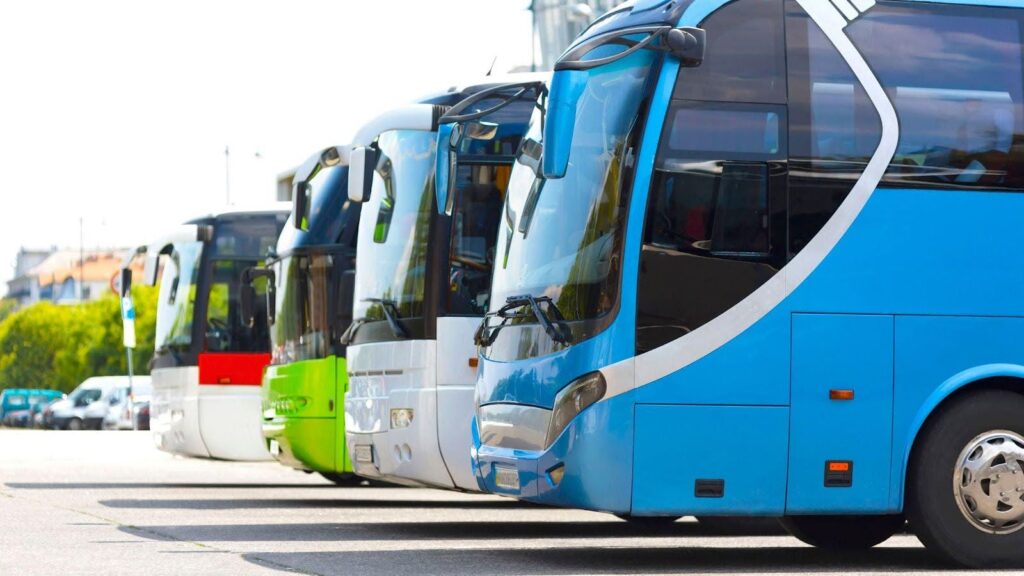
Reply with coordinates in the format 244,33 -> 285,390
0,429 -> 1014,576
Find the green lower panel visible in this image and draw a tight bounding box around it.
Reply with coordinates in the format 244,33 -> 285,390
262,356 -> 351,474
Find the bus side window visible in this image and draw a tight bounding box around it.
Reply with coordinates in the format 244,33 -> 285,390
636,0 -> 788,354
637,104 -> 786,354
847,2 -> 1024,190
785,0 -> 881,257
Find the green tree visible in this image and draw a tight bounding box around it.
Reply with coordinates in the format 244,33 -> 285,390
0,286 -> 158,393
0,299 -> 16,324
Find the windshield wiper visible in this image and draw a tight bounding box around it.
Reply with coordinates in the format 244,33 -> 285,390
339,317 -> 368,346
474,294 -> 571,348
339,299 -> 408,346
363,298 -> 409,339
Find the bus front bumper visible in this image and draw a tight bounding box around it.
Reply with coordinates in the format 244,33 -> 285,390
262,415 -> 346,474
471,396 -> 634,513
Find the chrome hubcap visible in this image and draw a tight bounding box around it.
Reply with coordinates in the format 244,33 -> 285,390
954,430 -> 1024,535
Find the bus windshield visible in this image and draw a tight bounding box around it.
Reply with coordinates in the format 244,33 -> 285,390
488,50 -> 657,346
269,249 -> 344,364
351,129 -> 436,344
154,241 -> 203,351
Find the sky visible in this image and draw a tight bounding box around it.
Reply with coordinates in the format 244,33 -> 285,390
0,0 -> 535,296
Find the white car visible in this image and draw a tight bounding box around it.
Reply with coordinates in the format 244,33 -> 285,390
48,376 -> 137,430
102,377 -> 153,430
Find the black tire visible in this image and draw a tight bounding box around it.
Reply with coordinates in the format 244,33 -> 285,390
780,514 -> 905,549
66,418 -> 83,431
697,516 -> 785,535
318,472 -> 364,486
905,389 -> 1024,568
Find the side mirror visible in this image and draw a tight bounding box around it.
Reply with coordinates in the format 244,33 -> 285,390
293,181 -> 312,231
267,280 -> 276,327
667,27 -> 706,67
337,269 -> 356,334
240,282 -> 256,328
543,70 -> 587,179
119,268 -> 132,298
142,254 -> 160,286
435,123 -> 459,216
240,267 -> 275,328
348,146 -> 378,203
196,224 -> 214,243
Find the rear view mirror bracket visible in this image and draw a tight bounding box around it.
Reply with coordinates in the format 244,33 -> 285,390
667,27 -> 706,67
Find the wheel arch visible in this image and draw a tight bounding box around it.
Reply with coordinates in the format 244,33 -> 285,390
899,364 -> 1024,507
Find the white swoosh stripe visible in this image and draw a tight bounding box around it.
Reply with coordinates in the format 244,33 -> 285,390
600,0 -> 900,397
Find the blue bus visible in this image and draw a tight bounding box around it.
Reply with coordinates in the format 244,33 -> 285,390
471,0 -> 1024,567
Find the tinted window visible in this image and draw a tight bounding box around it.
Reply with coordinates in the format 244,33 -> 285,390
6,394 -> 27,406
351,129 -> 436,345
212,214 -> 284,259
447,164 -> 508,315
270,251 -> 344,364
675,0 -> 787,104
663,105 -> 786,161
206,259 -> 270,353
850,2 -> 1024,190
637,0 -> 788,354
786,1 -> 882,255
154,242 -> 203,351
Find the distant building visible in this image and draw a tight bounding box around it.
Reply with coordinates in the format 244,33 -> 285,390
530,0 -> 624,70
5,248 -> 126,307
276,168 -> 297,202
6,248 -> 52,305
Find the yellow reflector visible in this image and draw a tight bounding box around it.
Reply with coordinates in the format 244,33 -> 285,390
547,464 -> 565,486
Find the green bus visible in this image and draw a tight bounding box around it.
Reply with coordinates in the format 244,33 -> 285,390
246,148 -> 362,483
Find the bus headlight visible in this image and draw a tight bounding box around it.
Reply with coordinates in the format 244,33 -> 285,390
545,372 -> 606,448
390,408 -> 414,429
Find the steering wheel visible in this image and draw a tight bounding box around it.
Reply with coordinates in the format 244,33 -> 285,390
451,255 -> 488,272
208,317 -> 230,332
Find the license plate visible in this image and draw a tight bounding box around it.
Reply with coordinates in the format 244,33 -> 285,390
354,445 -> 374,463
494,465 -> 520,490
269,440 -> 280,456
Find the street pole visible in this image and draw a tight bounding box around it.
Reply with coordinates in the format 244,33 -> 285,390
225,145 -> 231,205
78,217 -> 84,301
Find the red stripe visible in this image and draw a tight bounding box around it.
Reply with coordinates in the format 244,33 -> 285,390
198,353 -> 271,386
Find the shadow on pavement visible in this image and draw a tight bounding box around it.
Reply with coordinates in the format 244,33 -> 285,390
6,482 -> 336,490
241,546 -> 953,576
101,498 -> 538,511
119,520 -> 785,543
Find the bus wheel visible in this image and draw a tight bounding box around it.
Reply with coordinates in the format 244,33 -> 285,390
319,472 -> 364,486
906,390 -> 1024,568
66,418 -> 83,431
780,514 -> 904,549
614,514 -> 682,525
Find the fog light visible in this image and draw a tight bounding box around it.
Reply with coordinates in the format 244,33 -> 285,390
390,408 -> 414,429
547,463 -> 565,486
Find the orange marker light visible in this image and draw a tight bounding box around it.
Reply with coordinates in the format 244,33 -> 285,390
468,358 -> 479,369
829,389 -> 855,401
828,461 -> 851,473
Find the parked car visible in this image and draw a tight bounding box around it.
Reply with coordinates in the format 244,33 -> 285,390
102,377 -> 152,430
134,401 -> 150,431
33,399 -> 60,429
0,389 -> 64,427
47,377 -> 135,430
2,408 -> 32,428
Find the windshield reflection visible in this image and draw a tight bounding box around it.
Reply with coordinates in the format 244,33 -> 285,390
488,50 -> 657,351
